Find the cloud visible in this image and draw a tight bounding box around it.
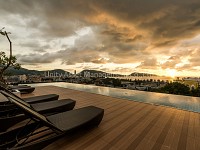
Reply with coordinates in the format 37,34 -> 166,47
176,64 -> 194,71
1,0 -> 200,75
109,67 -> 135,73
101,25 -> 144,43
161,56 -> 181,69
19,41 -> 41,48
18,48 -> 110,65
137,58 -> 159,69
17,52 -> 59,64
95,0 -> 200,45
189,50 -> 200,67
17,25 -> 148,65
1,0 -> 200,43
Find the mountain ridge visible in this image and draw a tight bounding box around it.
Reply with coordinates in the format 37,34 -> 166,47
5,67 -> 71,76
5,67 -> 158,77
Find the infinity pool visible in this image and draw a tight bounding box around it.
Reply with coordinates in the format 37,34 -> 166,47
29,82 -> 200,113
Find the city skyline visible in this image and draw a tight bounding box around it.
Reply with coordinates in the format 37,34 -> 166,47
1,0 -> 200,77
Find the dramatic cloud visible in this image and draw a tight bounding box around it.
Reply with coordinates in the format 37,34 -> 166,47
161,56 -> 181,69
1,0 -> 200,76
137,58 -> 159,69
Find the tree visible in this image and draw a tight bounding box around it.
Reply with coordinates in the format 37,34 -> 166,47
160,82 -> 190,95
0,27 -> 21,84
190,87 -> 200,97
112,78 -> 121,87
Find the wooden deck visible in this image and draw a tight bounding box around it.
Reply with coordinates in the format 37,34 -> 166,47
22,86 -> 200,150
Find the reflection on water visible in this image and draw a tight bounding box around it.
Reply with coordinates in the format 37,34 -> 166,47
29,82 -> 200,113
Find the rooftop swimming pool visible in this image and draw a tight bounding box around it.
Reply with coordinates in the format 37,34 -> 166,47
30,82 -> 200,113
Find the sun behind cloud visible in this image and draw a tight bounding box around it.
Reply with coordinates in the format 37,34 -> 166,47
166,68 -> 177,78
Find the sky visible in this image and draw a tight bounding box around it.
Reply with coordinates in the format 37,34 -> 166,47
1,0 -> 200,77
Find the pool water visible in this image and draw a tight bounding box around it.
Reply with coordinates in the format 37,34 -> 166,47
29,82 -> 200,113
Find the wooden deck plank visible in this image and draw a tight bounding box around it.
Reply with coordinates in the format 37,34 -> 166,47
71,105 -> 151,149
19,86 -> 200,150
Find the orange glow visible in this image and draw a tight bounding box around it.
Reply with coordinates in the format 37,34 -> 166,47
166,69 -> 177,78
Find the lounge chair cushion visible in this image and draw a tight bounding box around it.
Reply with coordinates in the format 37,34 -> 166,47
47,106 -> 104,131
23,94 -> 59,104
32,99 -> 76,114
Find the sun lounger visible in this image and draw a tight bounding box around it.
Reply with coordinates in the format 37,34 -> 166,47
11,86 -> 35,94
0,89 -> 104,150
8,85 -> 35,94
23,94 -> 59,104
0,99 -> 76,132
0,94 -> 59,105
0,85 -> 76,131
8,85 -> 29,88
0,94 -> 59,111
0,97 -> 76,117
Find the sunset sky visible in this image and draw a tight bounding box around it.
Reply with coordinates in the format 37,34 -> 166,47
1,0 -> 200,77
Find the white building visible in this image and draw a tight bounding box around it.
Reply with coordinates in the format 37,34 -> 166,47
19,74 -> 27,82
